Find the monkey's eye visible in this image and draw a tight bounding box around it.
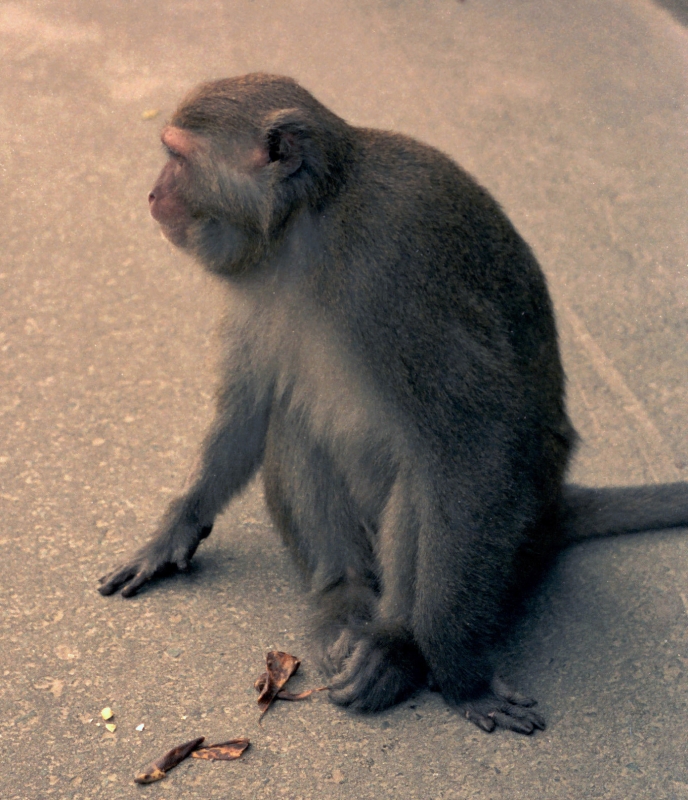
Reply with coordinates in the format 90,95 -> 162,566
164,145 -> 185,162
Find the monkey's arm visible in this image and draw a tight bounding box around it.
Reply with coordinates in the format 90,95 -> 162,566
99,375 -> 271,597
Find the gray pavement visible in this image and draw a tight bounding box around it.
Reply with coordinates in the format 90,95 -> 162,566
655,0 -> 688,25
1,1 -> 687,798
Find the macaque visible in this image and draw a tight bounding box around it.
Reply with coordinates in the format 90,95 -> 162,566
100,74 -> 688,733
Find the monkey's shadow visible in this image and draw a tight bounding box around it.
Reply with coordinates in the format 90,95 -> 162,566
496,531 -> 683,726
123,549 -> 239,596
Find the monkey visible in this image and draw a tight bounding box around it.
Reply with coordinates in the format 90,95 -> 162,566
99,74 -> 688,734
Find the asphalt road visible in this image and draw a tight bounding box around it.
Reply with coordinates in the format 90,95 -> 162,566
1,1 -> 687,798
656,0 -> 688,25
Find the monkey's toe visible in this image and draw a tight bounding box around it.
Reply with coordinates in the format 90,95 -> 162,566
461,686 -> 546,735
491,676 -> 537,707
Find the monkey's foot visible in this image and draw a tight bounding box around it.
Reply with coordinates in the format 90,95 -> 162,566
98,524 -> 212,598
327,627 -> 427,712
461,677 -> 546,735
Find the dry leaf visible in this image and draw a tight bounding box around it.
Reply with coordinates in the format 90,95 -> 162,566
275,687 -> 329,701
134,736 -> 204,784
254,651 -> 301,719
191,738 -> 250,761
254,651 -> 328,719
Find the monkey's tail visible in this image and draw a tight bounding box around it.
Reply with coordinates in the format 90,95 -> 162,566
559,482 -> 688,545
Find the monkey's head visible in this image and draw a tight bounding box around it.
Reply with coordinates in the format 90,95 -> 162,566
148,74 -> 354,274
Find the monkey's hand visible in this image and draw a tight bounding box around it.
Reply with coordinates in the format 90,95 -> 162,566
461,677 -> 546,735
327,626 -> 427,713
98,520 -> 212,598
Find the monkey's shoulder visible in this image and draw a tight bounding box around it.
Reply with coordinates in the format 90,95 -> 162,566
322,129 -> 543,297
347,128 -> 504,218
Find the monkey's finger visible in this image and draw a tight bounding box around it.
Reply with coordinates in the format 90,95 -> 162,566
330,659 -> 423,713
328,680 -> 391,712
327,664 -> 383,709
327,684 -> 357,707
327,642 -> 381,700
328,668 -> 378,708
324,630 -> 356,675
328,667 -> 370,705
98,566 -> 139,596
120,569 -> 156,598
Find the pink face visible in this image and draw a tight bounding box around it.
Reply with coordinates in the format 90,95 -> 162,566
148,127 -> 198,247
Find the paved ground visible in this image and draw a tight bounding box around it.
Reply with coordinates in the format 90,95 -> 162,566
655,0 -> 688,25
1,1 -> 687,798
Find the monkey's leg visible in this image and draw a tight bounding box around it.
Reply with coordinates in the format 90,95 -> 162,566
326,476 -> 428,712
411,491 -> 547,734
99,390 -> 268,597
262,424 -> 426,710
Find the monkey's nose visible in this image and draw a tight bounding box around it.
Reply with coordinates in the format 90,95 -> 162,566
148,191 -> 155,204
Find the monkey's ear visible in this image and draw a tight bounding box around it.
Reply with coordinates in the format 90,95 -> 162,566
263,108 -> 312,177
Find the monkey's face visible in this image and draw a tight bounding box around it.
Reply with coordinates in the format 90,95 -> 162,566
149,126 -> 271,274
148,76 -> 353,276
148,128 -> 196,247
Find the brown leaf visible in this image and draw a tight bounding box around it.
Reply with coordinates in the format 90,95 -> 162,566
255,650 -> 301,718
275,687 -> 329,701
134,736 -> 205,784
254,651 -> 329,719
191,738 -> 250,761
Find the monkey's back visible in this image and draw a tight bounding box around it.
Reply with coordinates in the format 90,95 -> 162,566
316,129 -> 575,517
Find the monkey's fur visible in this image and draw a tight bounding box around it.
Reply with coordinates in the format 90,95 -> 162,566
99,74 -> 688,733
